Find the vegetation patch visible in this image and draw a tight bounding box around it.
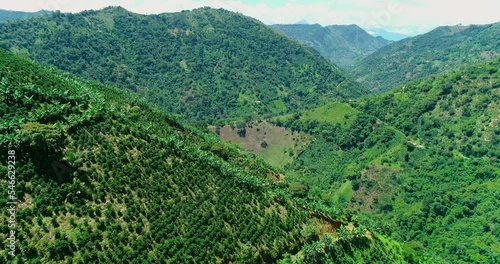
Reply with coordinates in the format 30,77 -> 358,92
211,120 -> 311,168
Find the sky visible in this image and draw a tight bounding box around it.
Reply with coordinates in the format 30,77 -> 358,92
1,0 -> 499,36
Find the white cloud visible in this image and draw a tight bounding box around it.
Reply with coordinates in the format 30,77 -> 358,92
1,0 -> 499,35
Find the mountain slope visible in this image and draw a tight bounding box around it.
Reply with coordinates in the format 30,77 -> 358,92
272,58 -> 499,263
353,59 -> 500,263
0,49 -> 407,263
271,24 -> 392,69
0,9 -> 52,22
0,6 -> 365,124
351,22 -> 500,92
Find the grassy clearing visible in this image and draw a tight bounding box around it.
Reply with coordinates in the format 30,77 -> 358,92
300,102 -> 360,126
213,120 -> 311,168
333,181 -> 353,204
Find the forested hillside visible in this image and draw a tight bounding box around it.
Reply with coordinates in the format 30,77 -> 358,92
0,6 -> 364,124
351,22 -> 500,92
0,10 -> 52,22
0,49 -> 408,263
271,24 -> 391,69
271,58 -> 499,263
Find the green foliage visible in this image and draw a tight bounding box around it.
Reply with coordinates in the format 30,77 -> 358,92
0,49 -> 407,263
279,58 -> 499,263
0,48 -> 302,262
272,24 -> 392,69
0,10 -> 52,22
285,231 -> 408,264
290,182 -> 309,198
352,22 -> 500,92
0,7 -> 365,124
300,223 -> 321,242
20,122 -> 63,151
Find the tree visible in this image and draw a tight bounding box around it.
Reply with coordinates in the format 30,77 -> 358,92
20,121 -> 63,151
301,223 -> 320,242
290,182 -> 308,198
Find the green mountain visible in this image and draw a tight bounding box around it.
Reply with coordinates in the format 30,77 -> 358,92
0,49 -> 409,263
0,9 -> 52,22
351,22 -> 500,93
0,6 -> 365,124
269,58 -> 499,263
271,24 -> 392,69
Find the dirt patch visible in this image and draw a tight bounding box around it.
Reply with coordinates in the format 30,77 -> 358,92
480,51 -> 499,60
313,217 -> 341,237
349,164 -> 400,213
266,172 -> 285,183
210,120 -> 311,168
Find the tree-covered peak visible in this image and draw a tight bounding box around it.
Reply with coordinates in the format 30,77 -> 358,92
0,7 -> 365,125
271,23 -> 391,69
99,5 -> 129,12
351,21 -> 500,92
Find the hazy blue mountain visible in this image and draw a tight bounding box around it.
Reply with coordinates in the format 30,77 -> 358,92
0,9 -> 52,22
295,19 -> 310,24
271,23 -> 392,69
365,28 -> 413,41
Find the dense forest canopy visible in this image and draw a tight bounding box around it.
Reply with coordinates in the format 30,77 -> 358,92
273,58 -> 500,263
0,49 -> 408,263
351,22 -> 500,93
0,6 -> 365,125
271,24 -> 392,69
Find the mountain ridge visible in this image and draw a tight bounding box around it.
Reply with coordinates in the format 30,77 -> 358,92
0,6 -> 366,125
351,21 -> 500,92
265,57 -> 499,263
0,9 -> 52,22
271,23 -> 392,69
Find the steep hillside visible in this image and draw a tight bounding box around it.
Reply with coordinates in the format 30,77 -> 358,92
351,22 -> 500,92
0,50 -> 407,263
272,58 -> 499,263
0,9 -> 52,22
0,6 -> 365,124
271,24 -> 391,69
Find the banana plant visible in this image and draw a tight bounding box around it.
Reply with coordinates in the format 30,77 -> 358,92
0,78 -> 9,94
23,95 -> 34,105
13,89 -> 23,100
23,83 -> 35,91
34,108 -> 45,119
53,122 -> 63,130
2,133 -> 21,147
0,119 -> 16,131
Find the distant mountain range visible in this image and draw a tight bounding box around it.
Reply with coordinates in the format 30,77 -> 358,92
365,28 -> 413,41
351,22 -> 500,92
271,23 -> 392,69
0,9 -> 52,22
